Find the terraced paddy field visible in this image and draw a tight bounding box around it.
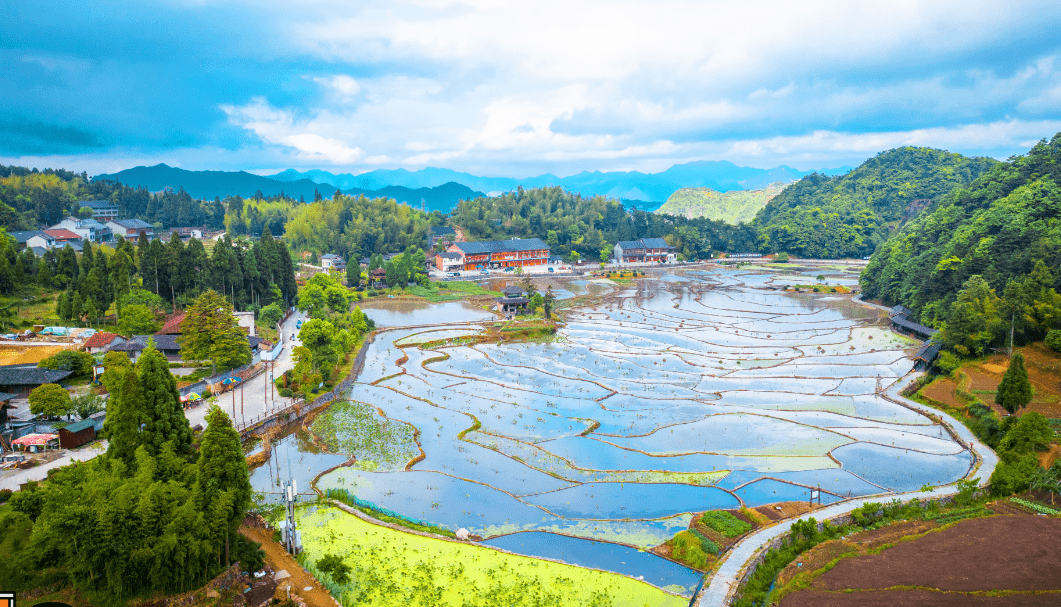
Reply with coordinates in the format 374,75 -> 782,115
251,267 -> 976,601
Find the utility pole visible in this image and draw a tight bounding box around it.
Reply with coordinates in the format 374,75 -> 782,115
1009,312 -> 1015,358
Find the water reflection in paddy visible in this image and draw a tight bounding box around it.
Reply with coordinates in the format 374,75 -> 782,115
272,269 -> 972,592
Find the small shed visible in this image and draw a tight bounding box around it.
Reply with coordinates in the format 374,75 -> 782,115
58,418 -> 97,449
496,286 -> 529,315
370,267 -> 387,288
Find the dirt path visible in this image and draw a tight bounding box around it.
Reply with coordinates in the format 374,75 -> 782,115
240,526 -> 338,607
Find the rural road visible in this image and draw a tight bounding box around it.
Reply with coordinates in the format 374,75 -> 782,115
693,372 -> 1000,607
0,440 -> 108,491
184,309 -> 306,430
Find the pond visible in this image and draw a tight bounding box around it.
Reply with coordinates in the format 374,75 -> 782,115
265,269 -> 971,597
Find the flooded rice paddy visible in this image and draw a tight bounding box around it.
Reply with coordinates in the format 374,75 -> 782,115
253,267 -> 972,597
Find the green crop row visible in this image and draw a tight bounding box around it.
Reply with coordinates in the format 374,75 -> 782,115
699,510 -> 752,538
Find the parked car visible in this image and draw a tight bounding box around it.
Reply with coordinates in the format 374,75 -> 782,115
296,319 -> 302,329
548,267 -> 555,273
503,267 -> 515,272
447,271 -> 460,277
480,269 -> 489,275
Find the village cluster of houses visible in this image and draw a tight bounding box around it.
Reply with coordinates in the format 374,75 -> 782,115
0,307 -> 267,455
8,200 -> 207,255
432,236 -> 677,273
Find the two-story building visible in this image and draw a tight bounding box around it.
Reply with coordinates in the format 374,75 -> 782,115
448,238 -> 550,270
78,200 -> 119,221
614,238 -> 676,264
106,219 -> 155,240
50,217 -> 111,243
321,254 -> 347,272
36,229 -> 83,249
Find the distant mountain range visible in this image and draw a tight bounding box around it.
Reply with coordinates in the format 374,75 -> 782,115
270,161 -> 852,202
95,160 -> 852,213
94,164 -> 484,213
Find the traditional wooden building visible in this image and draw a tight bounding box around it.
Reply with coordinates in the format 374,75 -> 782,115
496,285 -> 530,315
0,366 -> 73,399
889,306 -> 937,340
449,238 -> 550,270
613,238 -> 676,264
58,418 -> 96,449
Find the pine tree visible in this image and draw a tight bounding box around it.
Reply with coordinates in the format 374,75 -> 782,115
996,351 -> 1034,414
197,405 -> 252,566
136,342 -> 194,457
178,290 -> 250,374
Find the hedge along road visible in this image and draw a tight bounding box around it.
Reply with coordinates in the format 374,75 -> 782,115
693,371 -> 1000,607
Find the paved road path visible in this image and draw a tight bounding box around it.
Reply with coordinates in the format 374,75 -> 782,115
184,310 -> 306,430
694,373 -> 999,607
0,440 -> 109,491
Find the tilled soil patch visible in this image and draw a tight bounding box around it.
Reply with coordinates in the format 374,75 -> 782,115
922,377 -> 964,409
845,519 -> 938,550
811,517 -> 1061,593
781,589 -> 1061,606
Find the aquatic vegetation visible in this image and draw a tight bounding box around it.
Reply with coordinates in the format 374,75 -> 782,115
297,505 -> 687,607
310,400 -> 420,471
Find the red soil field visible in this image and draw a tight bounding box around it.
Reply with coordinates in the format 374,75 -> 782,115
780,516 -> 1061,607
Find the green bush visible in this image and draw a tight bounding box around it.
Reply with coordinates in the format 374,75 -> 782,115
0,488 -> 11,503
699,510 -> 752,537
666,531 -> 710,569
1047,329 -> 1061,352
280,388 -> 293,398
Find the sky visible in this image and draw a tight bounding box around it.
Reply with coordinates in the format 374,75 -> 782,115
3,0 -> 1061,178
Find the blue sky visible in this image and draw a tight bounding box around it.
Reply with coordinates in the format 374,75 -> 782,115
3,0 -> 1061,177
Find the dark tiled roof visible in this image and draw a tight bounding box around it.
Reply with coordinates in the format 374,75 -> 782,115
891,304 -> 914,317
249,336 -> 266,349
0,366 -> 73,386
916,341 -> 941,361
78,200 -> 117,209
110,219 -> 153,230
497,297 -> 529,305
110,340 -> 145,352
640,237 -> 671,249
502,286 -> 524,296
0,392 -> 17,402
431,226 -> 455,236
9,231 -> 43,244
141,334 -> 181,351
892,316 -> 937,338
616,240 -> 644,251
437,252 -> 462,260
453,238 -> 549,255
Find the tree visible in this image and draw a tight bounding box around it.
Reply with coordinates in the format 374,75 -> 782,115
101,362 -> 143,467
298,319 -> 338,378
259,303 -> 284,327
297,272 -> 350,316
179,290 -> 251,374
998,411 -> 1054,453
117,304 -> 161,336
72,392 -> 105,420
942,275 -> 1002,357
28,383 -> 72,418
316,554 -> 352,585
38,350 -> 94,379
543,287 -> 556,317
136,343 -> 194,458
995,352 -> 1033,414
197,405 -> 252,566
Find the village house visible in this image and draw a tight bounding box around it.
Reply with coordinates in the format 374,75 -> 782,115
448,238 -> 550,271
31,229 -> 82,250
50,217 -> 112,243
0,366 -> 73,399
321,254 -> 347,272
434,251 -> 464,272
613,238 -> 676,264
82,331 -> 126,354
78,200 -> 120,221
431,226 -> 455,248
106,218 -> 155,240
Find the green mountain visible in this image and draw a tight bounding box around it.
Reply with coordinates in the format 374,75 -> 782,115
658,183 -> 786,224
861,133 -> 1061,348
754,147 -> 997,259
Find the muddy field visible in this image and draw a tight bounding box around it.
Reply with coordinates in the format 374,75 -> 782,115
780,516 -> 1061,606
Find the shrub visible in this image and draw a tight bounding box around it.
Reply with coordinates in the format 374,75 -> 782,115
666,531 -> 710,569
280,388 -> 293,398
0,488 -> 11,503
934,350 -> 960,375
1047,329 -> 1061,352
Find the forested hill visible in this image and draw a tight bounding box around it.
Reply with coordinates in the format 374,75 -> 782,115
657,183 -> 785,224
452,186 -> 758,262
754,147 -> 997,259
861,133 -> 1061,355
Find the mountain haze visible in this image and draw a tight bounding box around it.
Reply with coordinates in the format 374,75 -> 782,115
95,164 -> 484,212
269,161 -> 853,202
